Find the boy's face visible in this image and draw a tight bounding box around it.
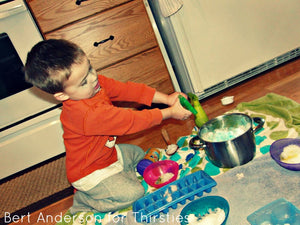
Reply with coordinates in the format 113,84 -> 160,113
60,56 -> 100,100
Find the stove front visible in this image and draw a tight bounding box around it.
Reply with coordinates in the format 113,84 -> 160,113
0,0 -> 65,180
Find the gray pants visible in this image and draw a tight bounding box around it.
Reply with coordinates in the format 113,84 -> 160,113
70,144 -> 145,214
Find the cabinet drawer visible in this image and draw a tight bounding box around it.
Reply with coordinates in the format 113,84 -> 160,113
99,47 -> 174,94
45,0 -> 157,70
27,0 -> 130,33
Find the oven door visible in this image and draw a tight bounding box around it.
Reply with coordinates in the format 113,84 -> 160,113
0,0 -> 60,129
0,0 -> 65,179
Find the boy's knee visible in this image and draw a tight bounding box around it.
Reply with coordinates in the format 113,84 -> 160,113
119,144 -> 145,164
135,146 -> 145,159
136,182 -> 145,198
125,183 -> 144,203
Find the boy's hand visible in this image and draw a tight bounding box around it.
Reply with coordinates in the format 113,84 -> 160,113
161,96 -> 192,120
152,91 -> 187,106
166,92 -> 188,106
153,91 -> 192,120
171,97 -> 193,120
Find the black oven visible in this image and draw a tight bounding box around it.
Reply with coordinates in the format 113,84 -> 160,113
0,32 -> 32,100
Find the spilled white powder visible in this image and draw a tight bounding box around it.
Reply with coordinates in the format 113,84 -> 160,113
236,173 -> 244,180
187,208 -> 225,225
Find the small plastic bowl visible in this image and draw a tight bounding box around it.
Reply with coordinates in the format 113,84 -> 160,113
270,138 -> 300,171
143,160 -> 179,188
180,196 -> 230,225
221,96 -> 234,105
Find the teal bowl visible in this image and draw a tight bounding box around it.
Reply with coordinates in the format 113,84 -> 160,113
180,196 -> 229,225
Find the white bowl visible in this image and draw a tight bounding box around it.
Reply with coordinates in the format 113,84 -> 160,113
221,96 -> 234,105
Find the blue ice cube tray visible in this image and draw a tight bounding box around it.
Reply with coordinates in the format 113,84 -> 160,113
132,170 -> 217,223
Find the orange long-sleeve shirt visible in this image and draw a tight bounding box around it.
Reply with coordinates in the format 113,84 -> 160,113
61,75 -> 163,183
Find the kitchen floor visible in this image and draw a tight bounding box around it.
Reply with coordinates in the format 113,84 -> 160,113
12,57 -> 300,224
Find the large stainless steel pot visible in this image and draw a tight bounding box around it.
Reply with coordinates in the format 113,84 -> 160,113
197,113 -> 264,168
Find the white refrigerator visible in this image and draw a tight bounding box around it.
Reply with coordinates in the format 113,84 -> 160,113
144,0 -> 300,99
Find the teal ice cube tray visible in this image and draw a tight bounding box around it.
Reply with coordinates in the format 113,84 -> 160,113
247,198 -> 300,225
132,170 -> 217,223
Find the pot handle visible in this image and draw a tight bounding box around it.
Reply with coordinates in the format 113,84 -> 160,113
189,136 -> 206,150
252,117 -> 265,133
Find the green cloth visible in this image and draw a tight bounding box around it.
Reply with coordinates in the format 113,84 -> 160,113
236,93 -> 300,135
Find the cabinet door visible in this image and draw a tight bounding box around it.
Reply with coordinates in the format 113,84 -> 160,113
45,0 -> 157,70
27,0 -> 130,33
99,47 -> 174,94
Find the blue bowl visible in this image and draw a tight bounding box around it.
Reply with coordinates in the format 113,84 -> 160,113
180,196 -> 229,225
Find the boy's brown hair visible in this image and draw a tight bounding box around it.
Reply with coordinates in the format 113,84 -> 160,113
25,39 -> 85,94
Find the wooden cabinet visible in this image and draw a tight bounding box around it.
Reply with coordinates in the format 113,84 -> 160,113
26,0 -> 131,34
27,0 -> 174,94
99,48 -> 174,94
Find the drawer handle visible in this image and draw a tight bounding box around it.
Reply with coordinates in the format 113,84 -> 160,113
75,0 -> 87,5
93,35 -> 114,47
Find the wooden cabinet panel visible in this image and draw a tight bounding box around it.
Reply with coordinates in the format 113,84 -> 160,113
98,47 -> 174,94
27,0 -> 131,33
45,0 -> 157,70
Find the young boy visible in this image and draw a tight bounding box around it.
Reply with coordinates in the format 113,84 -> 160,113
24,39 -> 192,214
